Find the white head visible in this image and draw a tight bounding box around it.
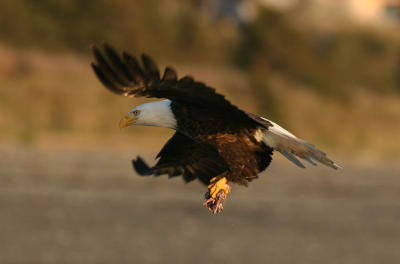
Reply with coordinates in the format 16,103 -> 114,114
119,99 -> 177,129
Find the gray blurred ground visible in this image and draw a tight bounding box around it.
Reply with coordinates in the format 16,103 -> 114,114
0,145 -> 399,264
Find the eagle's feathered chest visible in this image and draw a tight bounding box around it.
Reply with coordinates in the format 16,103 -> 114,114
170,103 -> 272,184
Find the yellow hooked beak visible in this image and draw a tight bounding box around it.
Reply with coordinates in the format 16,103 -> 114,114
119,114 -> 136,128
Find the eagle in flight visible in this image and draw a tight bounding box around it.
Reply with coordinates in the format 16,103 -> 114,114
91,44 -> 340,214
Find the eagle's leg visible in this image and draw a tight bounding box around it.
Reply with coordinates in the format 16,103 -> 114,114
208,176 -> 230,198
203,176 -> 231,214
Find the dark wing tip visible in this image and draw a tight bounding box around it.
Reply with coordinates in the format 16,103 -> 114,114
162,66 -> 178,81
141,53 -> 160,81
90,44 -> 99,56
132,157 -> 153,176
102,43 -> 120,61
91,44 -> 107,65
141,53 -> 153,63
102,42 -> 113,51
91,43 -> 100,52
102,43 -> 134,83
182,171 -> 197,183
91,62 -> 116,90
179,75 -> 194,84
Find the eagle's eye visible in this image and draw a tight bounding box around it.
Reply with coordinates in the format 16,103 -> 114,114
132,110 -> 140,116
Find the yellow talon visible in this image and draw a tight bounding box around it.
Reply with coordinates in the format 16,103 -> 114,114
207,177 -> 230,199
209,176 -> 219,184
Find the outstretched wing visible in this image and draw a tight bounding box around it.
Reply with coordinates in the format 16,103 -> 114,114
132,132 -> 228,185
91,43 -> 256,124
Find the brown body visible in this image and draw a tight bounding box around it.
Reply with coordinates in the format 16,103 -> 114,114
172,102 -> 273,185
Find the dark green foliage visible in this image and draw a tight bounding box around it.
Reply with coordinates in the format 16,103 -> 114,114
0,0 -> 226,62
234,8 -> 347,99
234,7 -> 400,101
0,0 -> 115,52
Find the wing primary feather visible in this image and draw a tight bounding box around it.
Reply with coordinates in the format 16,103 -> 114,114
141,53 -> 160,82
103,43 -> 134,83
92,45 -> 128,87
179,76 -> 194,85
162,67 -> 178,81
122,52 -> 146,84
91,63 -> 121,93
183,171 -> 197,183
132,157 -> 153,176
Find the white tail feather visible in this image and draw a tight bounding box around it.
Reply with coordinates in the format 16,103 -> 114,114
278,150 -> 306,168
260,117 -> 341,170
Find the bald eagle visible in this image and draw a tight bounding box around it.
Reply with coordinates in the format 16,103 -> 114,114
91,44 -> 340,214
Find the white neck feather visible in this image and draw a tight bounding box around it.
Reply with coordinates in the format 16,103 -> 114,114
131,99 -> 177,129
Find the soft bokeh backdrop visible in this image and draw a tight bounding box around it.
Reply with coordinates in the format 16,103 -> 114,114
1,1 -> 400,263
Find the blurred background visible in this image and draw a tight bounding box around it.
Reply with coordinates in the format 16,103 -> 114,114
1,0 -> 400,263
